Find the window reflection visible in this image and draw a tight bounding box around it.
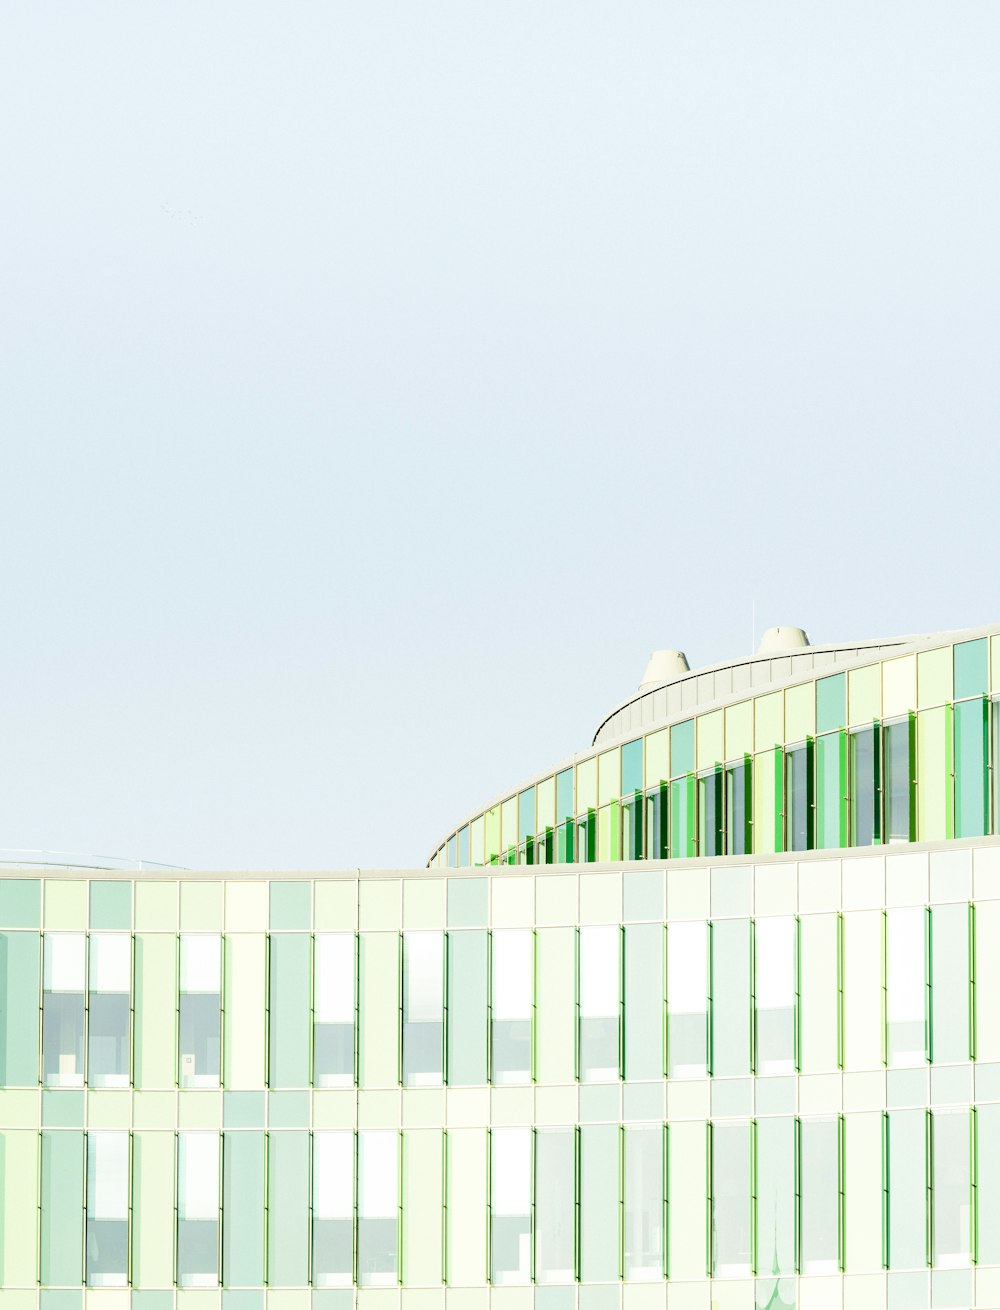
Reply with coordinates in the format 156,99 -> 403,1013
86,1131 -> 129,1286
43,934 -> 85,1087
179,935 -> 221,1089
491,930 -> 532,1084
314,933 -> 355,1087
88,934 -> 130,1088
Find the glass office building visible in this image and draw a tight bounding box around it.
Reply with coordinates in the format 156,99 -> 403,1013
4,624 -> 1000,1310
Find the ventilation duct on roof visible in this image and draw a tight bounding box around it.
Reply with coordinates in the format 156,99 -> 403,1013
756,625 -> 810,654
639,649 -> 690,692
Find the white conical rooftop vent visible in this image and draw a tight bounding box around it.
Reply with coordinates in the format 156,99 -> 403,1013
640,649 -> 690,692
757,625 -> 810,654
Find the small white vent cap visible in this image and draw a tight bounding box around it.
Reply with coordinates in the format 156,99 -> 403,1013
757,625 -> 810,654
640,649 -> 690,692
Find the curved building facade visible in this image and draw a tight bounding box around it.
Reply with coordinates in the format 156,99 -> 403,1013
2,626 -> 1000,1310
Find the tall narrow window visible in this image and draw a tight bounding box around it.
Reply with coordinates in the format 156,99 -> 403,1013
43,933 -> 85,1087
580,1125 -> 620,1282
784,742 -> 814,852
578,925 -> 620,1082
799,1117 -> 840,1274
697,768 -> 723,858
446,930 -> 488,1086
491,930 -> 532,1085
886,908 -> 926,1068
402,932 -> 444,1087
667,921 -> 708,1078
884,716 -> 915,843
312,1132 -> 353,1287
314,933 -> 355,1087
930,904 -> 970,1065
177,1132 -> 220,1287
534,1129 -> 574,1284
357,1131 -> 398,1287
88,934 -> 131,1088
491,1128 -> 531,1285
725,760 -> 751,855
849,726 -> 880,846
932,1111 -> 971,1268
623,923 -> 664,1082
624,1125 -> 663,1280
815,731 -> 847,850
86,1131 -> 129,1286
575,811 -> 596,863
755,917 -> 796,1075
711,1122 -> 752,1277
669,776 -> 695,858
711,919 -> 751,1077
887,1110 -> 927,1271
755,1118 -> 796,1281
645,785 -> 668,859
622,791 -> 644,860
955,696 -> 989,838
179,935 -> 221,1088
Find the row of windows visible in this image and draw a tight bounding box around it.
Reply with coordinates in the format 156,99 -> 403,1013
2,904 -> 994,1088
5,1113 -> 992,1289
436,645 -> 997,867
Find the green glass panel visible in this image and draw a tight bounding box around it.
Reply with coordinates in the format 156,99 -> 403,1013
40,1130 -> 85,1285
697,769 -> 723,858
267,1132 -> 310,1286
668,776 -> 695,858
724,760 -> 751,856
402,1130 -> 443,1286
0,880 -> 41,930
359,934 -> 400,1089
0,1130 -> 39,1285
222,1131 -> 265,1286
518,789 -> 535,845
446,931 -> 487,1086
815,732 -> 847,849
269,883 -> 311,931
89,882 -> 131,931
0,931 -> 40,1086
884,717 -> 916,844
134,934 -> 177,1090
784,741 -> 814,852
131,1132 -> 174,1288
670,720 -> 695,778
955,697 -> 988,839
917,706 -> 954,842
621,740 -> 643,796
268,935 -> 312,1088
816,674 -> 847,734
954,638 -> 988,700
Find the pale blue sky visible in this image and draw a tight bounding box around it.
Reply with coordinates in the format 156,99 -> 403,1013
2,3 -> 999,869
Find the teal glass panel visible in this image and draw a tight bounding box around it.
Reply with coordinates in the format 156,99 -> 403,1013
955,697 -> 988,839
710,920 -> 751,1077
457,826 -> 470,868
267,1132 -> 310,1286
670,720 -> 695,778
446,930 -> 488,1086
268,934 -> 311,1088
816,674 -> 847,734
41,1130 -> 85,1285
556,770 -> 574,824
89,883 -> 131,931
518,790 -> 535,845
579,1125 -> 620,1282
269,883 -> 311,931
223,1132 -> 265,1286
954,638 -> 988,700
621,740 -> 643,796
755,1118 -> 796,1277
624,923 -> 663,1081
815,732 -> 847,849
668,777 -> 695,858
0,880 -> 41,929
0,931 -> 40,1085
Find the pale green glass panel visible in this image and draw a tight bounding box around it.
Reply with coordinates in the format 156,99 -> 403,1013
534,1128 -> 574,1284
883,656 -> 917,720
711,919 -> 751,1077
135,882 -> 178,932
725,702 -> 753,760
755,1118 -> 796,1277
501,798 -> 518,852
799,915 -> 839,1074
131,1131 -> 175,1288
180,881 -> 223,931
596,803 -> 619,863
222,1131 -> 264,1287
977,1105 -> 1000,1264
753,750 -> 780,855
580,1124 -> 620,1282
848,664 -> 881,726
624,924 -> 663,1082
932,1110 -> 971,1267
470,816 -> 486,866
954,697 -> 988,838
446,931 -> 487,1086
711,1121 -> 751,1277
815,732 -> 847,850
134,934 -> 178,1090
696,710 -> 724,771
886,908 -> 926,1069
445,1128 -> 487,1286
816,674 -> 846,734
402,1130 -> 443,1286
267,1131 -> 310,1286
577,758 -> 598,815
359,933 -> 400,1089
598,748 -> 620,807
0,932 -> 40,1086
644,730 -> 669,787
624,1125 -> 663,1281
754,693 -> 783,752
668,776 -> 695,858
490,1127 -> 531,1285
755,917 -> 796,1075
268,934 -> 312,1088
976,903 -> 1000,1062
785,682 -> 815,743
917,706 -> 954,841
535,928 -> 575,1086
917,646 -> 953,709
40,1129 -> 84,1285
887,1109 -> 927,1270
800,1118 -> 840,1274
667,1122 -> 707,1280
536,778 -> 556,833
842,912 -> 882,1072
930,904 -> 970,1065
666,921 -> 708,1079
843,1112 -> 883,1274
0,1130 -> 38,1286
223,934 -> 265,1090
